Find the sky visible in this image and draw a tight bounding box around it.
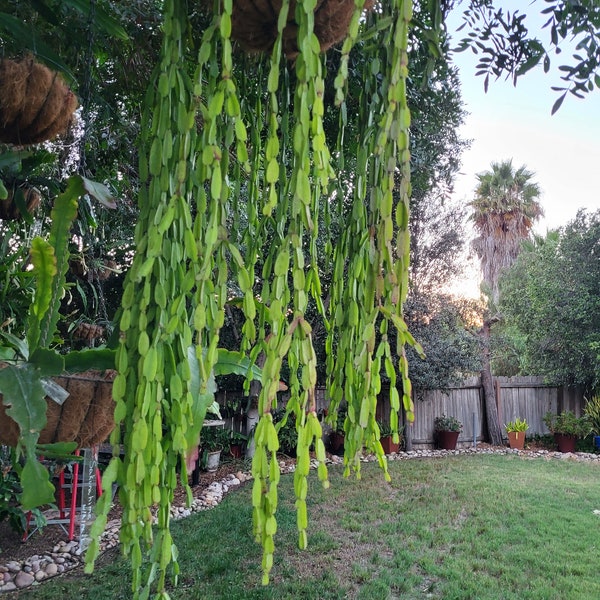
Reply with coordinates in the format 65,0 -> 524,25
446,3 -> 600,234
442,2 -> 600,296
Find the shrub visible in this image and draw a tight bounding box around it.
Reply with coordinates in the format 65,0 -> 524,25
543,411 -> 591,438
434,414 -> 462,432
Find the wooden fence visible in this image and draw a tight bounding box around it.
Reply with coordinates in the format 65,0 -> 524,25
376,376 -> 583,449
217,376 -> 584,449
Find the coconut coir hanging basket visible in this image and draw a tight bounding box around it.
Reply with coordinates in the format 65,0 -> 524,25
0,370 -> 116,448
227,0 -> 373,58
0,56 -> 78,146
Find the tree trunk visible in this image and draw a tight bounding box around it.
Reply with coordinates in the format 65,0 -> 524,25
481,319 -> 503,446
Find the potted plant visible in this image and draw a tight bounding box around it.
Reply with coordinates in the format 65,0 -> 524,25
434,414 -> 462,450
543,411 -> 591,453
584,395 -> 600,449
200,426 -> 230,472
505,418 -> 528,450
377,420 -> 403,454
227,429 -> 248,459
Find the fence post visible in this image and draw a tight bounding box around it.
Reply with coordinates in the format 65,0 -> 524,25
495,378 -> 503,435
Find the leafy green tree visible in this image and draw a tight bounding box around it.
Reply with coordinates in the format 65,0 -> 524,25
405,293 -> 482,395
499,211 -> 600,392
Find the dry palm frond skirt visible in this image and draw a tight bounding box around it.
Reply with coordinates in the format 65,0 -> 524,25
0,370 -> 116,449
226,0 -> 374,57
0,56 -> 78,145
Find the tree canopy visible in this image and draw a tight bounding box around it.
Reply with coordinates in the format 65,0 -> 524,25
471,159 -> 543,306
499,210 -> 600,392
454,0 -> 600,113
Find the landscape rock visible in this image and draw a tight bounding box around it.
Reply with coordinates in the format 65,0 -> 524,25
14,570 -> 35,588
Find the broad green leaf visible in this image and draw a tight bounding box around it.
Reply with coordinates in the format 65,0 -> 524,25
36,441 -> 78,457
0,13 -> 75,82
20,456 -> 55,509
0,364 -> 52,509
58,0 -> 129,40
215,349 -> 263,381
81,176 -> 117,209
29,237 -> 56,327
0,331 -> 30,360
0,364 -> 48,437
31,176 -> 82,350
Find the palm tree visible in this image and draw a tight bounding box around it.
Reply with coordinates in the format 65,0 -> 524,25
470,159 -> 543,445
471,160 -> 543,305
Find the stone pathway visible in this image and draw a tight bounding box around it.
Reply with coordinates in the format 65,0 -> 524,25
2,446 -> 599,593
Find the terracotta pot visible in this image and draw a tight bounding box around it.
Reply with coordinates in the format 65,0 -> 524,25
436,430 -> 460,450
380,435 -> 399,454
554,433 -> 577,453
230,443 -> 243,459
0,370 -> 115,448
507,431 -> 526,450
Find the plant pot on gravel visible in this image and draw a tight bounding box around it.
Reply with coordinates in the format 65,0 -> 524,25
505,418 -> 528,450
204,449 -> 222,472
554,433 -> 577,453
377,420 -> 403,454
434,414 -> 462,450
543,411 -> 591,453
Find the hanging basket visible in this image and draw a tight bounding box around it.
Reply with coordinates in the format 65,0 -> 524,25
0,370 -> 116,449
227,0 -> 373,58
0,57 -> 78,146
0,185 -> 41,221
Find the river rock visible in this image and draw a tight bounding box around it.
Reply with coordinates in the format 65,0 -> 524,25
14,570 -> 35,588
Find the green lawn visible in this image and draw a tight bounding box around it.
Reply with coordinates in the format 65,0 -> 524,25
14,455 -> 600,599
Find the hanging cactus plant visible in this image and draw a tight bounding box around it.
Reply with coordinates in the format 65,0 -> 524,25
85,0 -> 421,597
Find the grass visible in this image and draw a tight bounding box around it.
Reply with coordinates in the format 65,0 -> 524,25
12,454 -> 600,600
